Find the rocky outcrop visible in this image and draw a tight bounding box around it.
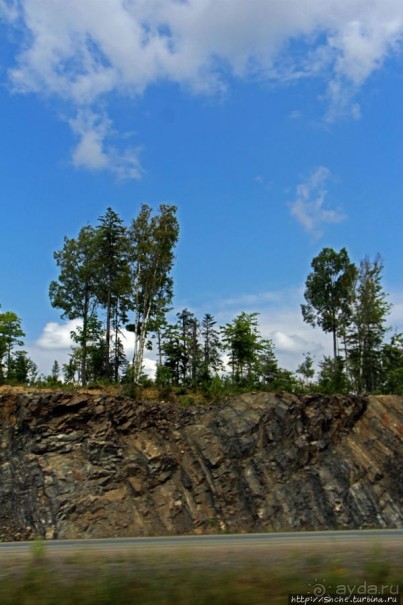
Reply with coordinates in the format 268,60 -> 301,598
0,391 -> 401,540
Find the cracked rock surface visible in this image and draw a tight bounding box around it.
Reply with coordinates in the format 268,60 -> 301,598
0,391 -> 401,540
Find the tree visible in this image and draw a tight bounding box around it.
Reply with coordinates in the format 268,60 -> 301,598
317,355 -> 350,394
63,353 -> 80,384
50,360 -> 61,384
382,333 -> 403,394
49,226 -> 99,386
296,353 -> 315,389
200,313 -> 223,382
95,208 -> 131,380
176,308 -> 200,386
159,322 -> 182,386
8,351 -> 37,384
0,310 -> 25,381
302,247 -> 357,362
347,255 -> 390,393
221,312 -> 263,385
157,310 -> 200,387
128,204 -> 179,383
256,338 -> 279,389
110,335 -> 128,383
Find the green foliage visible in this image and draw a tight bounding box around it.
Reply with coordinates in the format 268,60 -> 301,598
300,248 -> 402,394
271,368 -> 300,392
50,225 -> 100,386
95,207 -> 132,380
7,351 -> 38,385
129,204 -> 179,383
382,333 -> 403,394
201,374 -> 226,402
29,538 -> 46,562
318,356 -> 351,394
0,309 -> 26,383
200,313 -> 223,381
302,247 -> 357,360
296,353 -> 315,389
0,217 -> 398,398
347,255 -> 391,393
256,339 -> 279,388
49,205 -> 178,386
221,312 -> 263,385
0,551 -> 400,605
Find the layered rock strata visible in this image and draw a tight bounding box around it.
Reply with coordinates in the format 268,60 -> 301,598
0,391 -> 401,540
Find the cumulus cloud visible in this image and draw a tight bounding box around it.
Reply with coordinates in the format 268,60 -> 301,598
36,320 -> 78,350
33,320 -> 156,377
202,286 -> 330,370
258,309 -> 328,370
1,0 -> 403,175
290,166 -> 346,237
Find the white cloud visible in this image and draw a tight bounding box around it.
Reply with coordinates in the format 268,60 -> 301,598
290,165 -> 346,237
25,343 -> 71,378
69,110 -> 143,179
32,320 -> 156,377
31,286 -> 403,377
36,320 -> 78,350
1,0 -> 403,175
6,1 -> 402,102
198,286 -> 330,370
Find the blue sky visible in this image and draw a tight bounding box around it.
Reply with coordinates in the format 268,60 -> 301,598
0,0 -> 402,375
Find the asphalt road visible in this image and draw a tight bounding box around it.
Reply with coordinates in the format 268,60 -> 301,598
0,529 -> 401,557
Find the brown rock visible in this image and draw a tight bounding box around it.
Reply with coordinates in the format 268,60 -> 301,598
0,391 -> 401,540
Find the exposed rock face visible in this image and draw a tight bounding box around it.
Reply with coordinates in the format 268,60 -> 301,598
0,391 -> 401,540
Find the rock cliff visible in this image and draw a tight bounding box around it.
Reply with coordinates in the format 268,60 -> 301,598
0,391 -> 401,540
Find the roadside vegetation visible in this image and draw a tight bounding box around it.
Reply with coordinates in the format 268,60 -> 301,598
1,206 -> 402,397
0,545 -> 401,605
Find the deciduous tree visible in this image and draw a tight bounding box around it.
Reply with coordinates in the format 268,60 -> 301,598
128,204 -> 179,383
49,226 -> 99,386
301,247 -> 357,362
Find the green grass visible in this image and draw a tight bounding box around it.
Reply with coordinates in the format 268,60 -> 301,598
0,548 -> 401,605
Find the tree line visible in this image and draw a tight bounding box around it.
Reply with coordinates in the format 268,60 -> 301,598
0,207 -> 402,395
50,204 -> 179,386
301,247 -> 403,394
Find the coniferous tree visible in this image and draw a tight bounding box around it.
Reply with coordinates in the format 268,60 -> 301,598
257,339 -> 279,388
200,313 -> 222,382
0,310 -> 25,381
347,255 -> 391,392
382,333 -> 403,394
160,322 -> 182,385
317,355 -> 350,393
221,312 -> 263,385
175,308 -> 199,385
51,360 -> 61,384
8,351 -> 37,384
95,208 -> 131,380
